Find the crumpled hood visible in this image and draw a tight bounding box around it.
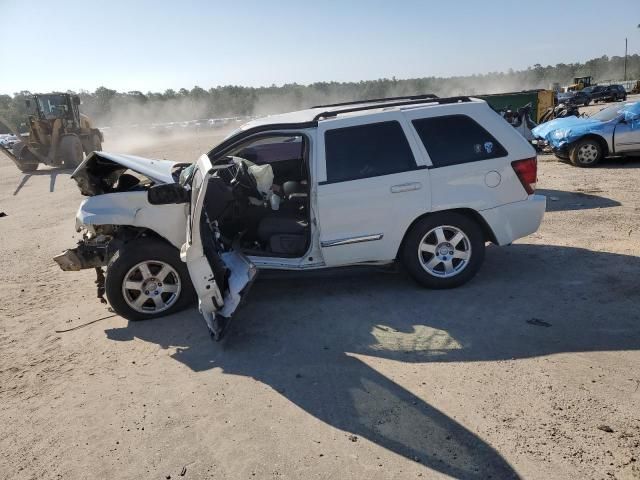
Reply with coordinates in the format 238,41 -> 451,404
73,151 -> 178,184
71,151 -> 184,196
531,116 -> 606,149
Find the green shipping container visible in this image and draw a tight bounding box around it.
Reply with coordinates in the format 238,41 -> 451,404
476,90 -> 554,123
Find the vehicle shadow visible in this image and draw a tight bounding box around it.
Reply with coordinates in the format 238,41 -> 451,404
537,188 -> 621,212
13,167 -> 73,196
599,156 -> 640,169
105,244 -> 640,478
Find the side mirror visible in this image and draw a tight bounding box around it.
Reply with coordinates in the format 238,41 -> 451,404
148,183 -> 189,205
73,95 -> 81,106
623,111 -> 640,123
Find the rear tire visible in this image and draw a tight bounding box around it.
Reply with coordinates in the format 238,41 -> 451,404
401,212 -> 485,289
84,133 -> 102,154
105,238 -> 196,321
570,138 -> 603,167
59,135 -> 84,168
92,134 -> 103,152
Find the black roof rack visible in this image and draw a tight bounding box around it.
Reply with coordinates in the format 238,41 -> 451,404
312,93 -> 438,109
313,96 -> 473,121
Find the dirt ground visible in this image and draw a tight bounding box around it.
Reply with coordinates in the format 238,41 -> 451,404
1,114 -> 639,479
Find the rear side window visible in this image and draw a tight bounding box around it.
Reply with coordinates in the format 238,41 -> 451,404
324,121 -> 416,183
412,115 -> 507,168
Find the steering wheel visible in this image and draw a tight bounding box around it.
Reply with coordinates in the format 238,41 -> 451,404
234,159 -> 260,197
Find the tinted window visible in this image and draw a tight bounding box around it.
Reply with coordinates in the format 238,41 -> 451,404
232,136 -> 303,165
324,121 -> 416,183
412,115 -> 507,167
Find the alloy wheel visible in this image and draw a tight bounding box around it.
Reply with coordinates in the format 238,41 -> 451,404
418,225 -> 471,278
576,143 -> 599,165
122,260 -> 182,314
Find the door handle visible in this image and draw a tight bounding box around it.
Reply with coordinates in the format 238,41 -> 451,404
391,182 -> 422,193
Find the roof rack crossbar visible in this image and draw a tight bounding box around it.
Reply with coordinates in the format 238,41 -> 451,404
313,96 -> 472,121
312,93 -> 438,109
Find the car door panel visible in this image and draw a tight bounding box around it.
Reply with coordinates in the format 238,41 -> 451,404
317,170 -> 429,266
613,120 -> 640,154
315,114 -> 431,267
182,154 -> 257,340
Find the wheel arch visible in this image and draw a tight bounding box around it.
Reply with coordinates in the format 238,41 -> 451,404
396,208 -> 498,259
99,225 -> 180,261
571,134 -> 610,157
115,225 -> 175,246
104,231 -> 195,321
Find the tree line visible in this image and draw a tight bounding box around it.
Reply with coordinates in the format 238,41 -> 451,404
1,53 -> 638,134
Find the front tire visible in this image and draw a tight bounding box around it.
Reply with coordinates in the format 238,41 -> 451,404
401,212 -> 485,289
570,138 -> 603,167
59,135 -> 84,168
105,238 -> 195,321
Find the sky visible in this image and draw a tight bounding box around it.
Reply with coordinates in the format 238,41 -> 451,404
0,0 -> 638,95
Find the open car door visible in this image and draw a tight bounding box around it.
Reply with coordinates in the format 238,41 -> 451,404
181,154 -> 258,341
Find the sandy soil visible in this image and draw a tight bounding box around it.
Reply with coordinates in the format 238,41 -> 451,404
0,119 -> 639,480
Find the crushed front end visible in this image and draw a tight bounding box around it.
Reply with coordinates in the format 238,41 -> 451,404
54,224 -> 144,304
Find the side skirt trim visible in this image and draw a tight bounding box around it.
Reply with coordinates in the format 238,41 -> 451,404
321,233 -> 383,248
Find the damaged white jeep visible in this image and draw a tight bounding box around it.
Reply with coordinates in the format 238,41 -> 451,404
55,95 -> 546,340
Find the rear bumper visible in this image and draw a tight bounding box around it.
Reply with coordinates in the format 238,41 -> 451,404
479,195 -> 546,246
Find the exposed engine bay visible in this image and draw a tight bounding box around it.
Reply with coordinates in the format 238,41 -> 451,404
71,151 -> 190,196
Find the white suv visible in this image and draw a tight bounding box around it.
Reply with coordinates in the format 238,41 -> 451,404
55,95 -> 546,339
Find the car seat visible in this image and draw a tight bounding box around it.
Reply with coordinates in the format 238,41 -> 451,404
257,180 -> 309,256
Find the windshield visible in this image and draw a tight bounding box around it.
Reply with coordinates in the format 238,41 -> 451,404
590,104 -> 626,122
37,95 -> 70,120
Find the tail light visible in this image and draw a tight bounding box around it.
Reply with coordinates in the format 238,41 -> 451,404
511,157 -> 537,194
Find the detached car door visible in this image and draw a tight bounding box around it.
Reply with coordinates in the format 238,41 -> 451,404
316,116 -> 430,267
181,154 -> 257,340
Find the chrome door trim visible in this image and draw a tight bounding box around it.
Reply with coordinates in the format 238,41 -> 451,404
321,233 -> 384,248
391,182 -> 422,193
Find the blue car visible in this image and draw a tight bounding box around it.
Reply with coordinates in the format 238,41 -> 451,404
532,102 -> 640,167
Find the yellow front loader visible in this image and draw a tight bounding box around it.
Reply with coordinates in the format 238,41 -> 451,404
0,93 -> 103,173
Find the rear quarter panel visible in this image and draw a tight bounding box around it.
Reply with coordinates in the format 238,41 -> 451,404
402,102 -> 533,213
